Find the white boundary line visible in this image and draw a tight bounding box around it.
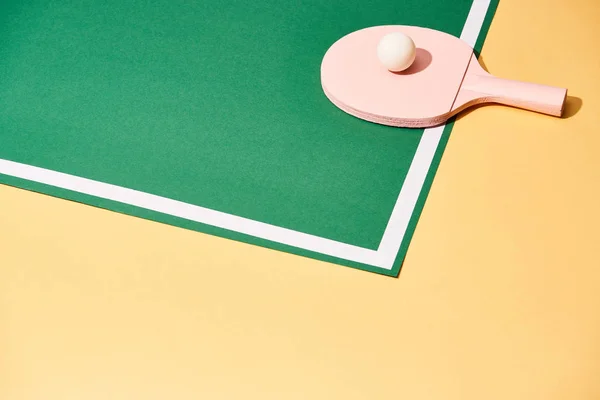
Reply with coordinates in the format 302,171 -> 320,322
0,0 -> 491,271
376,0 -> 492,268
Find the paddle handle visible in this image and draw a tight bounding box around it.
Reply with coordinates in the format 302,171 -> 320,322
462,74 -> 568,117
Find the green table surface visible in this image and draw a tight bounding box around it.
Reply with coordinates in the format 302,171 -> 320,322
0,0 -> 498,275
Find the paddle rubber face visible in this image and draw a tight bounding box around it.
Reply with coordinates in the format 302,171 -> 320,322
321,25 -> 474,128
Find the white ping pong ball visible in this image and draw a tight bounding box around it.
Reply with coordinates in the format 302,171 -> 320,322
377,32 -> 416,72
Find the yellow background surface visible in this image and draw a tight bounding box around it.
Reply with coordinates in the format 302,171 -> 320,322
1,0 -> 599,398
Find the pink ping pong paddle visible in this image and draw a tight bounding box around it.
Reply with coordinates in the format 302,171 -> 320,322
321,25 -> 568,128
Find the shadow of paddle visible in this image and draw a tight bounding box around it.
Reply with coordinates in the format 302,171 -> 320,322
477,54 -> 490,71
562,96 -> 582,118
